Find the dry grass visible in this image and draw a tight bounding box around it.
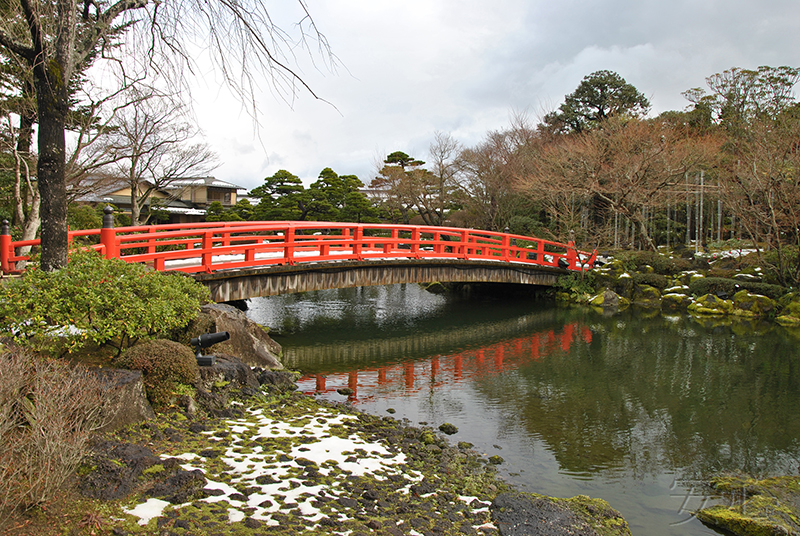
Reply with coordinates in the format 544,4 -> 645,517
0,347 -> 118,522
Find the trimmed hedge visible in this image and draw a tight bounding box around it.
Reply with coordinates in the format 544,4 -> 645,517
630,273 -> 669,290
614,251 -> 693,275
688,277 -> 788,300
116,339 -> 199,409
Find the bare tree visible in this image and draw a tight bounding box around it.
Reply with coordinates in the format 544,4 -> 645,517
0,114 -> 39,257
454,115 -> 539,232
517,117 -> 721,249
721,110 -> 800,285
104,90 -> 217,224
425,131 -> 461,226
0,0 -> 335,270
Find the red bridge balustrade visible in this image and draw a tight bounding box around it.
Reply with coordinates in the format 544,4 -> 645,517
0,208 -> 596,275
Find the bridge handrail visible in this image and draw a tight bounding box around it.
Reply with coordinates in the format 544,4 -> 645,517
0,216 -> 596,275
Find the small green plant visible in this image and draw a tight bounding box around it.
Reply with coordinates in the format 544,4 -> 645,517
0,249 -> 210,356
556,271 -> 597,298
115,339 -> 199,409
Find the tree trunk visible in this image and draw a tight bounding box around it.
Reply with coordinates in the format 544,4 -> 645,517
34,64 -> 69,271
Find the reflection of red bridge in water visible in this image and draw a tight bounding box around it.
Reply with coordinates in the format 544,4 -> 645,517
297,322 -> 593,402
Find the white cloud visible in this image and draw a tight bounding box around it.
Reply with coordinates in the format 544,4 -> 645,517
186,0 -> 800,192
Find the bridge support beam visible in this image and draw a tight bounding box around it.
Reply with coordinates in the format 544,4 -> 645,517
193,260 -> 566,302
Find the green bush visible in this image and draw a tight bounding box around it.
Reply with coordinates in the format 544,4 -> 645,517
614,250 -> 692,275
0,249 -> 210,355
0,347 -> 113,518
630,273 -> 669,290
556,271 -> 597,298
761,246 -> 800,286
116,339 -> 199,408
688,277 -> 788,300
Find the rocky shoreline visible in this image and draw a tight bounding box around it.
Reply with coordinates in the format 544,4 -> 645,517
0,302 -> 633,535
70,373 -> 631,536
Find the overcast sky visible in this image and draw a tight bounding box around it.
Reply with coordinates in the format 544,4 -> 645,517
188,0 -> 800,192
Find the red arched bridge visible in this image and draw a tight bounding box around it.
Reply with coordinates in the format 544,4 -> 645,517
1,213 -> 595,302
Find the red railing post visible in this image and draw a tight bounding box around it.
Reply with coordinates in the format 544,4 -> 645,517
202,230 -> 214,272
222,223 -> 231,247
147,227 -> 157,255
585,250 -> 597,270
433,232 -> 442,254
411,227 -> 421,258
502,232 -> 510,261
353,225 -> 363,260
284,225 -> 295,265
99,206 -> 118,259
1,220 -> 11,274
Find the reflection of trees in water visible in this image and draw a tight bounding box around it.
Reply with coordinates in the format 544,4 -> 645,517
282,286 -> 800,481
285,305 -> 566,372
475,313 -> 800,480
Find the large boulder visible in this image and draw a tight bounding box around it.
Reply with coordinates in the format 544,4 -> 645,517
688,294 -> 734,315
256,369 -> 300,394
90,368 -> 155,431
589,289 -> 629,309
661,293 -> 693,311
195,304 -> 282,369
491,491 -> 630,536
197,353 -> 260,391
632,284 -> 661,307
732,290 -> 776,318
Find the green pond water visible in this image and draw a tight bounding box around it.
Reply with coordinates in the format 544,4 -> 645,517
246,283 -> 800,536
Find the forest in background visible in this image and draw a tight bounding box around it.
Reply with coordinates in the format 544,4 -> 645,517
2,66 -> 800,285
205,67 -> 800,286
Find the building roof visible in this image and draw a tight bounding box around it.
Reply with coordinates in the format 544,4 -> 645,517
161,176 -> 243,191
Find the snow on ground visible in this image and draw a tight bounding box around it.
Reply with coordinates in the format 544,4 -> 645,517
122,404 -> 501,531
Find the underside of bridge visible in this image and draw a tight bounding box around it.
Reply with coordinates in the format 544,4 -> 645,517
192,259 -> 568,302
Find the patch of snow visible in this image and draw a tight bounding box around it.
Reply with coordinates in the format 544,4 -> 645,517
123,498 -> 171,525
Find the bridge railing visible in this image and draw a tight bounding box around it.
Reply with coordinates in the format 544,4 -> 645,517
0,213 -> 596,275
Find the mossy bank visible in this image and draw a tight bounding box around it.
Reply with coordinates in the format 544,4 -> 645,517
5,384 -> 631,536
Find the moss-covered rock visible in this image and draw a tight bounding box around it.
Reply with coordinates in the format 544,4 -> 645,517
696,476 -> 800,536
662,293 -> 693,311
688,294 -> 735,316
589,290 -> 630,308
776,315 -> 800,326
632,284 -> 661,307
778,292 -> 800,318
492,492 -> 631,536
732,290 -> 776,318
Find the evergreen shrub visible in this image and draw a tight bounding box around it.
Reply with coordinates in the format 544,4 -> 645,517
688,277 -> 787,300
116,339 -> 199,408
555,271 -> 597,298
630,273 -> 668,290
761,246 -> 800,286
0,249 -> 210,355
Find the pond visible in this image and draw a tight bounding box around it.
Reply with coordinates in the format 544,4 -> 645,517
246,283 -> 800,536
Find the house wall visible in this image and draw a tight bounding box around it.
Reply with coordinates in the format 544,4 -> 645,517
207,188 -> 236,206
